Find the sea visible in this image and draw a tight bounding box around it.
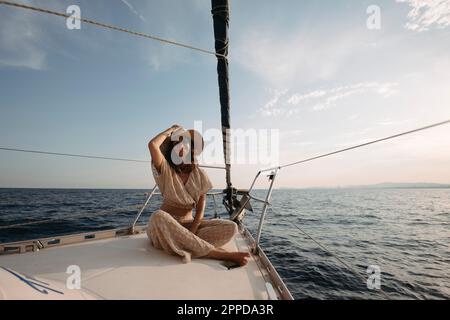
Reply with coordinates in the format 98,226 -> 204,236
0,188 -> 449,300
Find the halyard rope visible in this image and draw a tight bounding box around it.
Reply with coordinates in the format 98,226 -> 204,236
279,119 -> 450,170
0,0 -> 226,58
0,147 -> 226,170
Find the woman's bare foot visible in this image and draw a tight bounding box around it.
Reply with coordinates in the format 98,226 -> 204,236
228,251 -> 251,266
205,249 -> 251,267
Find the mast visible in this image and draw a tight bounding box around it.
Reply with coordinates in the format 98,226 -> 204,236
211,0 -> 235,213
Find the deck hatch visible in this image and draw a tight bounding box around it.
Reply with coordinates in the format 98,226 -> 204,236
47,239 -> 60,245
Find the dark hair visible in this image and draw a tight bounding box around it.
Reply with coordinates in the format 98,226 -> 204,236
164,132 -> 203,174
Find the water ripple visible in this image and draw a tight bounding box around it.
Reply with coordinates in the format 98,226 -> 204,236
0,188 -> 449,300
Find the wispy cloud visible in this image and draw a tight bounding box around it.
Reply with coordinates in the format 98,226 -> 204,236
233,25 -> 366,87
279,130 -> 315,150
339,127 -> 373,140
259,89 -> 288,117
259,82 -> 398,117
289,141 -> 316,147
397,0 -> 450,31
377,118 -> 413,126
0,1 -> 109,70
280,129 -> 304,138
120,0 -> 146,22
0,0 -> 47,70
287,90 -> 327,105
134,1 -> 211,71
309,83 -> 398,111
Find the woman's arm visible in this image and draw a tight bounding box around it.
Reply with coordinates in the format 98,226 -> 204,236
148,124 -> 181,172
190,193 -> 206,234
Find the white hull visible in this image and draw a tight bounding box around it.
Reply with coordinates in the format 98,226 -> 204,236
0,225 -> 293,300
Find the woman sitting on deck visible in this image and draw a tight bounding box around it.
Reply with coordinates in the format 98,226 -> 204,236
147,125 -> 250,266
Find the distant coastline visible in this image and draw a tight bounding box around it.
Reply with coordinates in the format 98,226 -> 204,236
280,183 -> 450,190
1,183 -> 450,190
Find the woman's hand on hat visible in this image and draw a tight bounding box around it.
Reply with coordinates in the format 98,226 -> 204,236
170,124 -> 182,132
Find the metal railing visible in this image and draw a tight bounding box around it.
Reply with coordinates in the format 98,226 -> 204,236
231,167 -> 281,252
128,165 -> 280,249
129,187 -> 223,233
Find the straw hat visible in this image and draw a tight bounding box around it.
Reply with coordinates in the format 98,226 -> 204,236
187,129 -> 205,156
159,127 -> 204,159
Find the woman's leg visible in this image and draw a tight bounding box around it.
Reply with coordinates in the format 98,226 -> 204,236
150,212 -> 249,266
188,219 -> 238,248
185,219 -> 250,266
205,249 -> 250,266
148,210 -> 213,262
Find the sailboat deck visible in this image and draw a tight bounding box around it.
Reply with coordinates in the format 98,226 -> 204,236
0,229 -> 275,300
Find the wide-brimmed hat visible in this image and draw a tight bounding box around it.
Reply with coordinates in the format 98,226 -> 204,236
186,129 -> 204,156
160,127 -> 204,158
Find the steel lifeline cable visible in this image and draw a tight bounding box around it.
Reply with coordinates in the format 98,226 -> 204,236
0,0 -> 225,58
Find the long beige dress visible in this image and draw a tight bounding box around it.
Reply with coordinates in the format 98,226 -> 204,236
146,157 -> 237,263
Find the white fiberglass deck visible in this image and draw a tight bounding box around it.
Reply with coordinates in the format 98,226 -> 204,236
0,230 -> 274,300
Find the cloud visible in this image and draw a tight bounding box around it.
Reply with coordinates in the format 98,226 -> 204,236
233,25 -> 365,87
0,0 -> 94,70
0,0 -> 47,70
259,82 -> 399,117
280,130 -> 304,138
339,127 -> 373,140
287,90 -> 326,105
397,0 -> 450,31
120,0 -> 147,22
0,0 -> 185,72
289,141 -> 316,147
309,82 -> 398,111
134,0 -> 211,71
259,89 -> 288,117
377,118 -> 413,126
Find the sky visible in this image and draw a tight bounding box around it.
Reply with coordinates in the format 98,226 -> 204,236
0,0 -> 449,189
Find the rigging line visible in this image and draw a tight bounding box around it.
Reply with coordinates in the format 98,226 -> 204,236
0,0 -> 225,59
268,206 -> 390,299
279,119 -> 450,170
0,147 -> 226,170
0,147 -> 148,163
0,205 -> 140,230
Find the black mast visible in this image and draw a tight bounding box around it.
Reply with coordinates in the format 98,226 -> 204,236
211,0 -> 235,214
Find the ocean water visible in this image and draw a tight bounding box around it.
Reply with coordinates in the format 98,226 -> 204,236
0,188 -> 449,300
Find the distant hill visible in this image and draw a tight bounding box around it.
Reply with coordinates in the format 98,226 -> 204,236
345,182 -> 450,189
279,183 -> 450,190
